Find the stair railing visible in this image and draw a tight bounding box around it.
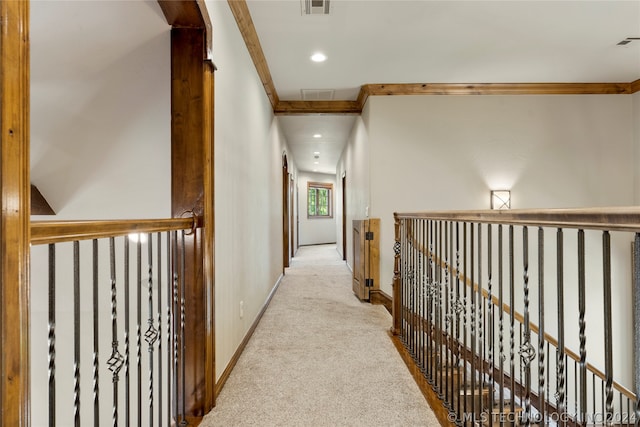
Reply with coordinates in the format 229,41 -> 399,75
392,208 -> 640,427
30,218 -> 196,427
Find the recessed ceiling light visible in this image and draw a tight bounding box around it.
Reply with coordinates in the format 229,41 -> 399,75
313,151 -> 320,155
313,134 -> 322,138
314,161 -> 319,165
310,53 -> 327,63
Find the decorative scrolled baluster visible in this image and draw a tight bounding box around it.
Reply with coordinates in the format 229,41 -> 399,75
107,237 -> 125,427
145,233 -> 159,426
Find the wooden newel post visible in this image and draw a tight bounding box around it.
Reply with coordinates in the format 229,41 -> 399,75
170,26 -> 215,422
392,214 -> 402,336
1,0 -> 31,425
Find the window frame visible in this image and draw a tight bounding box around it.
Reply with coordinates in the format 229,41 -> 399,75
307,181 -> 333,219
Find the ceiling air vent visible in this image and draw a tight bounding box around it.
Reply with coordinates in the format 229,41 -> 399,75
302,0 -> 330,15
301,89 -> 335,100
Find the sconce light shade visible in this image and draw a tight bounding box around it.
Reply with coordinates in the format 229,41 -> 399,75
491,190 -> 511,210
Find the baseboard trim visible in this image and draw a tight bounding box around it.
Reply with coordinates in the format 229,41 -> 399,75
389,332 -> 456,427
214,273 -> 284,398
370,289 -> 392,314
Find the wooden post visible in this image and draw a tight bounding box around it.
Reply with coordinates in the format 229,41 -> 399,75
392,214 -> 402,335
170,26 -> 215,419
0,0 -> 31,424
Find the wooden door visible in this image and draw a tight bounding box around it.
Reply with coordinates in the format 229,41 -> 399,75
352,219 -> 367,300
352,218 -> 380,301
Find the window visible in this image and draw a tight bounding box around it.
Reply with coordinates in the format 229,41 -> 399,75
307,182 -> 333,218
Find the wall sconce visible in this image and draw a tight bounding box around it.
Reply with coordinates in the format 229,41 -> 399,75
491,190 -> 511,210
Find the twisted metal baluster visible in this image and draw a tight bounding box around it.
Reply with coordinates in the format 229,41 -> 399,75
48,244 -> 57,427
180,231 -> 188,426
538,227 -> 545,425
156,232 -> 163,427
578,229 -> 587,424
93,240 -> 100,427
602,231 -> 613,425
556,228 -> 566,426
509,225 -> 516,416
146,233 -> 159,427
487,224 -> 494,427
443,221 -> 450,404
454,222 -> 462,422
462,222 -> 469,421
107,237 -> 125,427
172,231 -> 179,425
498,225 -> 505,420
470,223 -> 476,419
137,239 -> 142,427
73,241 -> 81,427
477,224 -> 484,413
520,226 -> 534,427
437,221 -> 443,394
167,231 -> 173,427
124,238 -> 131,426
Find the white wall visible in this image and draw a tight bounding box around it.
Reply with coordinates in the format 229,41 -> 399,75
367,95 -> 634,295
207,0 -> 293,381
297,172 -> 337,246
30,1 -> 171,219
336,108 -> 371,269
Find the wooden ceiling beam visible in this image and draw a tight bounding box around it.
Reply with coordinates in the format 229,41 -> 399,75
158,0 -> 212,58
362,82 -> 632,97
631,79 -> 640,94
274,100 -> 361,115
227,0 -> 279,109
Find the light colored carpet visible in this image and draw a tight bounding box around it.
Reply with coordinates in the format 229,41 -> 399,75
200,244 -> 440,427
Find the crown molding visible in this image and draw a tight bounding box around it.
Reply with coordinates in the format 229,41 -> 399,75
227,0 -> 279,109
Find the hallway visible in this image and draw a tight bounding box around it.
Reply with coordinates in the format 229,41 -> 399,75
201,244 -> 439,426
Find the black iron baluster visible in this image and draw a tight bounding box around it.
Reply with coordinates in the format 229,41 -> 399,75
172,231 -> 179,425
470,223 -> 476,420
487,224 -> 493,427
509,225 -> 515,417
137,238 -> 142,427
167,231 -> 173,427
634,234 -> 640,427
157,232 -> 163,427
557,228 -> 566,427
146,233 -> 159,427
48,244 -> 56,427
444,221 -> 450,404
602,231 -> 613,425
73,241 -> 81,427
578,229 -> 587,425
437,220 -> 443,394
520,226 -> 533,427
538,227 -> 545,425
93,240 -> 100,427
498,225 -> 505,424
124,238 -> 131,426
455,222 -> 462,422
463,222 -> 469,424
108,237 -> 125,427
477,223 -> 484,417
180,231 -> 188,426
448,221 -> 455,410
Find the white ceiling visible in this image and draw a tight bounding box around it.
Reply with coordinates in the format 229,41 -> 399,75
245,0 -> 640,174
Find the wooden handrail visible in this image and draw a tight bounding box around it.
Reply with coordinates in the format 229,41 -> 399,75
396,207 -> 640,232
30,218 -> 196,245
399,218 -> 637,402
